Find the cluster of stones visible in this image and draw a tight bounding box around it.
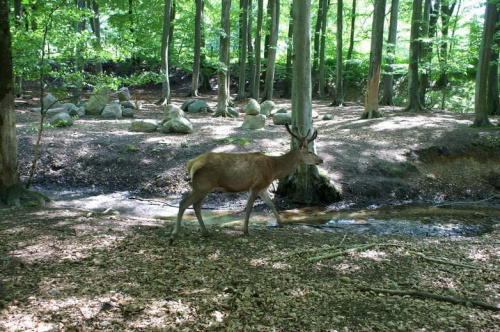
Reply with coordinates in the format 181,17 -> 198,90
34,87 -> 136,127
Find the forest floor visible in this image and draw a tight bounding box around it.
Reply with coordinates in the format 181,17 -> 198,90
1,88 -> 500,331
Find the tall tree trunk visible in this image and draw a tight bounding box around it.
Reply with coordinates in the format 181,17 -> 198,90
261,0 -> 279,101
405,0 -> 425,112
380,0 -> 399,106
361,0 -> 386,119
418,0 -> 439,106
14,0 -> 23,96
236,0 -> 249,100
435,0 -> 457,88
283,4 -> 294,98
89,0 -> 103,75
317,0 -> 329,98
247,0 -> 255,98
487,10 -> 500,116
277,0 -> 340,204
190,0 -> 203,97
312,0 -> 325,96
251,0 -> 263,99
216,0 -> 232,115
332,0 -> 345,105
158,0 -> 172,105
0,0 -> 48,206
342,0 -> 357,100
473,1 -> 495,127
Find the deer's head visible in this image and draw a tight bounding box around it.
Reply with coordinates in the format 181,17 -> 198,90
285,123 -> 323,165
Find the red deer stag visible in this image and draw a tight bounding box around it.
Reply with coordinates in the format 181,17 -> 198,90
171,123 -> 323,238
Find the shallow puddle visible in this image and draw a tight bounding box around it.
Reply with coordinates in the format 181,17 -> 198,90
46,189 -> 499,238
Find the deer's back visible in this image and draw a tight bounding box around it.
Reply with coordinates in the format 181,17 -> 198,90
187,152 -> 275,192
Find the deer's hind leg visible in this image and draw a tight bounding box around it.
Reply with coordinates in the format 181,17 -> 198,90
173,190 -> 210,237
259,189 -> 283,226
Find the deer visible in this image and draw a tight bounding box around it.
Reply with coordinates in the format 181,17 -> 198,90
171,123 -> 323,239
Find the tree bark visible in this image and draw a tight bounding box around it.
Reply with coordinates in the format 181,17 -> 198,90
261,0 -> 279,102
332,0 -> 345,105
318,0 -> 329,99
158,0 -> 172,105
277,0 -> 340,204
405,0 -> 425,112
190,0 -> 203,97
236,0 -> 249,101
0,0 -> 48,206
435,0 -> 457,88
380,0 -> 399,106
216,0 -> 232,116
487,10 -> 500,116
251,0 -> 263,99
473,1 -> 495,127
361,0 -> 386,119
282,3 -> 294,98
342,0 -> 357,100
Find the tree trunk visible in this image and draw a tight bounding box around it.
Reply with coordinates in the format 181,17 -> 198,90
236,0 -> 249,101
190,0 -> 203,97
473,1 -> 495,127
251,0 -> 263,99
282,4 -> 294,98
277,0 -> 340,204
317,0 -> 329,98
342,0 -> 357,99
487,10 -> 500,116
361,0 -> 386,119
216,0 -> 232,116
158,0 -> 172,105
312,0 -> 324,96
380,0 -> 399,106
332,0 -> 345,105
89,0 -> 103,75
247,0 -> 256,98
435,0 -> 457,88
0,1 -> 48,206
418,0 -> 439,106
405,0 -> 425,112
261,0 -> 279,102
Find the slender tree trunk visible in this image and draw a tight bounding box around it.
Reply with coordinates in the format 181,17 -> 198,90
216,0 -> 232,115
277,0 -> 340,204
332,0 -> 345,105
435,0 -> 457,88
14,0 -> 23,96
0,0 -> 48,206
236,0 -> 249,100
405,0 -> 425,112
283,4 -> 294,98
342,0 -> 357,99
312,0 -> 324,95
247,0 -> 255,98
261,0 -> 279,102
487,10 -> 500,116
473,1 -> 495,127
361,0 -> 386,119
419,0 -> 439,106
251,0 -> 263,99
190,0 -> 203,97
158,0 -> 172,105
89,0 -> 103,75
318,0 -> 329,98
380,0 -> 399,106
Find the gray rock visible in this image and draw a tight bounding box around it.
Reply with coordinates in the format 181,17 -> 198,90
101,102 -> 123,119
160,117 -> 194,134
276,108 -> 288,114
245,98 -> 260,115
260,100 -> 276,116
322,114 -> 334,120
46,107 -> 67,117
312,110 -> 319,119
120,100 -> 135,109
164,105 -> 184,119
227,107 -> 240,118
241,114 -> 266,129
42,93 -> 61,109
272,112 -> 292,125
181,99 -> 197,111
116,87 -> 131,101
50,112 -> 73,127
130,119 -> 159,133
84,87 -> 111,115
188,100 -> 211,113
122,108 -> 134,118
61,103 -> 79,113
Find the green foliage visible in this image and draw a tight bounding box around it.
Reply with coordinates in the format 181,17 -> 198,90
124,145 -> 140,153
216,137 -> 252,146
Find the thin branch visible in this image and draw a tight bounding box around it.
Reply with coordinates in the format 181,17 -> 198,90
307,243 -> 402,263
409,251 -> 500,272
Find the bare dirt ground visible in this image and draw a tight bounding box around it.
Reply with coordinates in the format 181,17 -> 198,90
1,89 -> 500,331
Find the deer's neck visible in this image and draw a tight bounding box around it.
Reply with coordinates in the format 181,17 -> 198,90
272,148 -> 301,180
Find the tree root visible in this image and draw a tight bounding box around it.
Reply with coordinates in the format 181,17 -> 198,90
306,243 -> 402,263
358,286 -> 500,311
409,251 -> 500,272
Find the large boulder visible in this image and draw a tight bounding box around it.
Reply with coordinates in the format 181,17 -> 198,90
245,99 -> 260,115
241,114 -> 266,130
272,112 -> 292,125
160,117 -> 194,134
130,119 -> 159,133
120,100 -> 135,109
101,102 -> 123,119
260,100 -> 276,116
116,87 -> 131,102
122,108 -> 134,118
181,99 -> 197,111
50,112 -> 73,127
42,93 -> 62,109
84,87 -> 111,115
188,100 -> 211,113
164,105 -> 184,119
46,107 -> 67,117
